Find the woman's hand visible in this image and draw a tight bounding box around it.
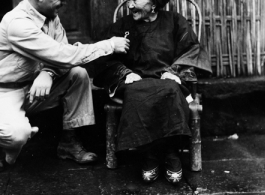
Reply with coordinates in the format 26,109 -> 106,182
161,72 -> 181,84
125,73 -> 142,84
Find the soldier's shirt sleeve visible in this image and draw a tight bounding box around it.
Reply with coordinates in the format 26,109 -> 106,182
7,17 -> 114,69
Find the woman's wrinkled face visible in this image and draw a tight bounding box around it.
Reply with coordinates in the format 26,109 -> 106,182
127,0 -> 154,21
39,0 -> 67,19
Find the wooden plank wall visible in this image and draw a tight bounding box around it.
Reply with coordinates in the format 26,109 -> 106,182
116,0 -> 265,78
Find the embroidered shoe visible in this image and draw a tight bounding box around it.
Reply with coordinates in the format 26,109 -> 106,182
142,166 -> 159,183
164,151 -> 182,184
164,168 -> 182,184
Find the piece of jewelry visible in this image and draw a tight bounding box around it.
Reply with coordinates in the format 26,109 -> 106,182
124,31 -> 130,38
46,71 -> 56,80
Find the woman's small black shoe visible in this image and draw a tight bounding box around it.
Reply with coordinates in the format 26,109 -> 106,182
164,168 -> 182,184
164,151 -> 182,184
142,166 -> 159,183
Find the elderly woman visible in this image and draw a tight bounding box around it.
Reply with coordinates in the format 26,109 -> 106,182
94,0 -> 211,184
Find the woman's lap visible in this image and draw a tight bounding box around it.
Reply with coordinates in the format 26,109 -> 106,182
116,78 -> 191,151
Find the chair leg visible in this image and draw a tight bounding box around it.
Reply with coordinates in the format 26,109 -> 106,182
105,104 -> 122,169
189,94 -> 202,171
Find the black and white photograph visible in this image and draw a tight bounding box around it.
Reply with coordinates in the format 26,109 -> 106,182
0,0 -> 265,194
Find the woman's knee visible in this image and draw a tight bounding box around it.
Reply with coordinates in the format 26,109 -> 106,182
165,80 -> 179,90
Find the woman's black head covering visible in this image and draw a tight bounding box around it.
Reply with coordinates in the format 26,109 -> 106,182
155,0 -> 170,8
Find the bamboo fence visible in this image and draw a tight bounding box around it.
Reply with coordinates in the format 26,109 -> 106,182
198,0 -> 265,77
117,0 -> 265,78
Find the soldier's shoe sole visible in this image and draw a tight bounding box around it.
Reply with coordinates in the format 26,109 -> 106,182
57,149 -> 97,164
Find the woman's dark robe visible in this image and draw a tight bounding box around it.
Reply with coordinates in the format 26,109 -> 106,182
93,11 -> 211,151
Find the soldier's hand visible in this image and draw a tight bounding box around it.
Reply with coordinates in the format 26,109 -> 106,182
110,37 -> 130,54
29,71 -> 53,103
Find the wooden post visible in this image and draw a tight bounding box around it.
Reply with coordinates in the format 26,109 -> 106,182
189,94 -> 202,172
256,0 -> 261,75
105,104 -> 122,169
230,0 -> 237,77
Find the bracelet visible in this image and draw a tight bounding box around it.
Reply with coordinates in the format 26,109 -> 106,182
45,71 -> 56,80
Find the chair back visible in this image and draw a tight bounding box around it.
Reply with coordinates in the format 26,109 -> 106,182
113,0 -> 202,41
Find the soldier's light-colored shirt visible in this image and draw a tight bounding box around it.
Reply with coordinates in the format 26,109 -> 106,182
0,0 -> 114,83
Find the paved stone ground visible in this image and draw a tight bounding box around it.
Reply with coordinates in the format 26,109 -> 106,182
1,127 -> 265,195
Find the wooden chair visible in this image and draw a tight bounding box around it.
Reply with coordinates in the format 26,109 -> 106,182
105,0 -> 203,171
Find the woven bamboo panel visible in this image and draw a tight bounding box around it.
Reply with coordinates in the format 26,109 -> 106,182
200,0 -> 265,77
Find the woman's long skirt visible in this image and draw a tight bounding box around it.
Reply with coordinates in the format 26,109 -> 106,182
115,78 -> 191,151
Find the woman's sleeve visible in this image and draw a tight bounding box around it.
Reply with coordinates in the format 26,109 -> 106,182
93,18 -> 133,89
93,59 -> 132,89
169,13 -> 212,76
